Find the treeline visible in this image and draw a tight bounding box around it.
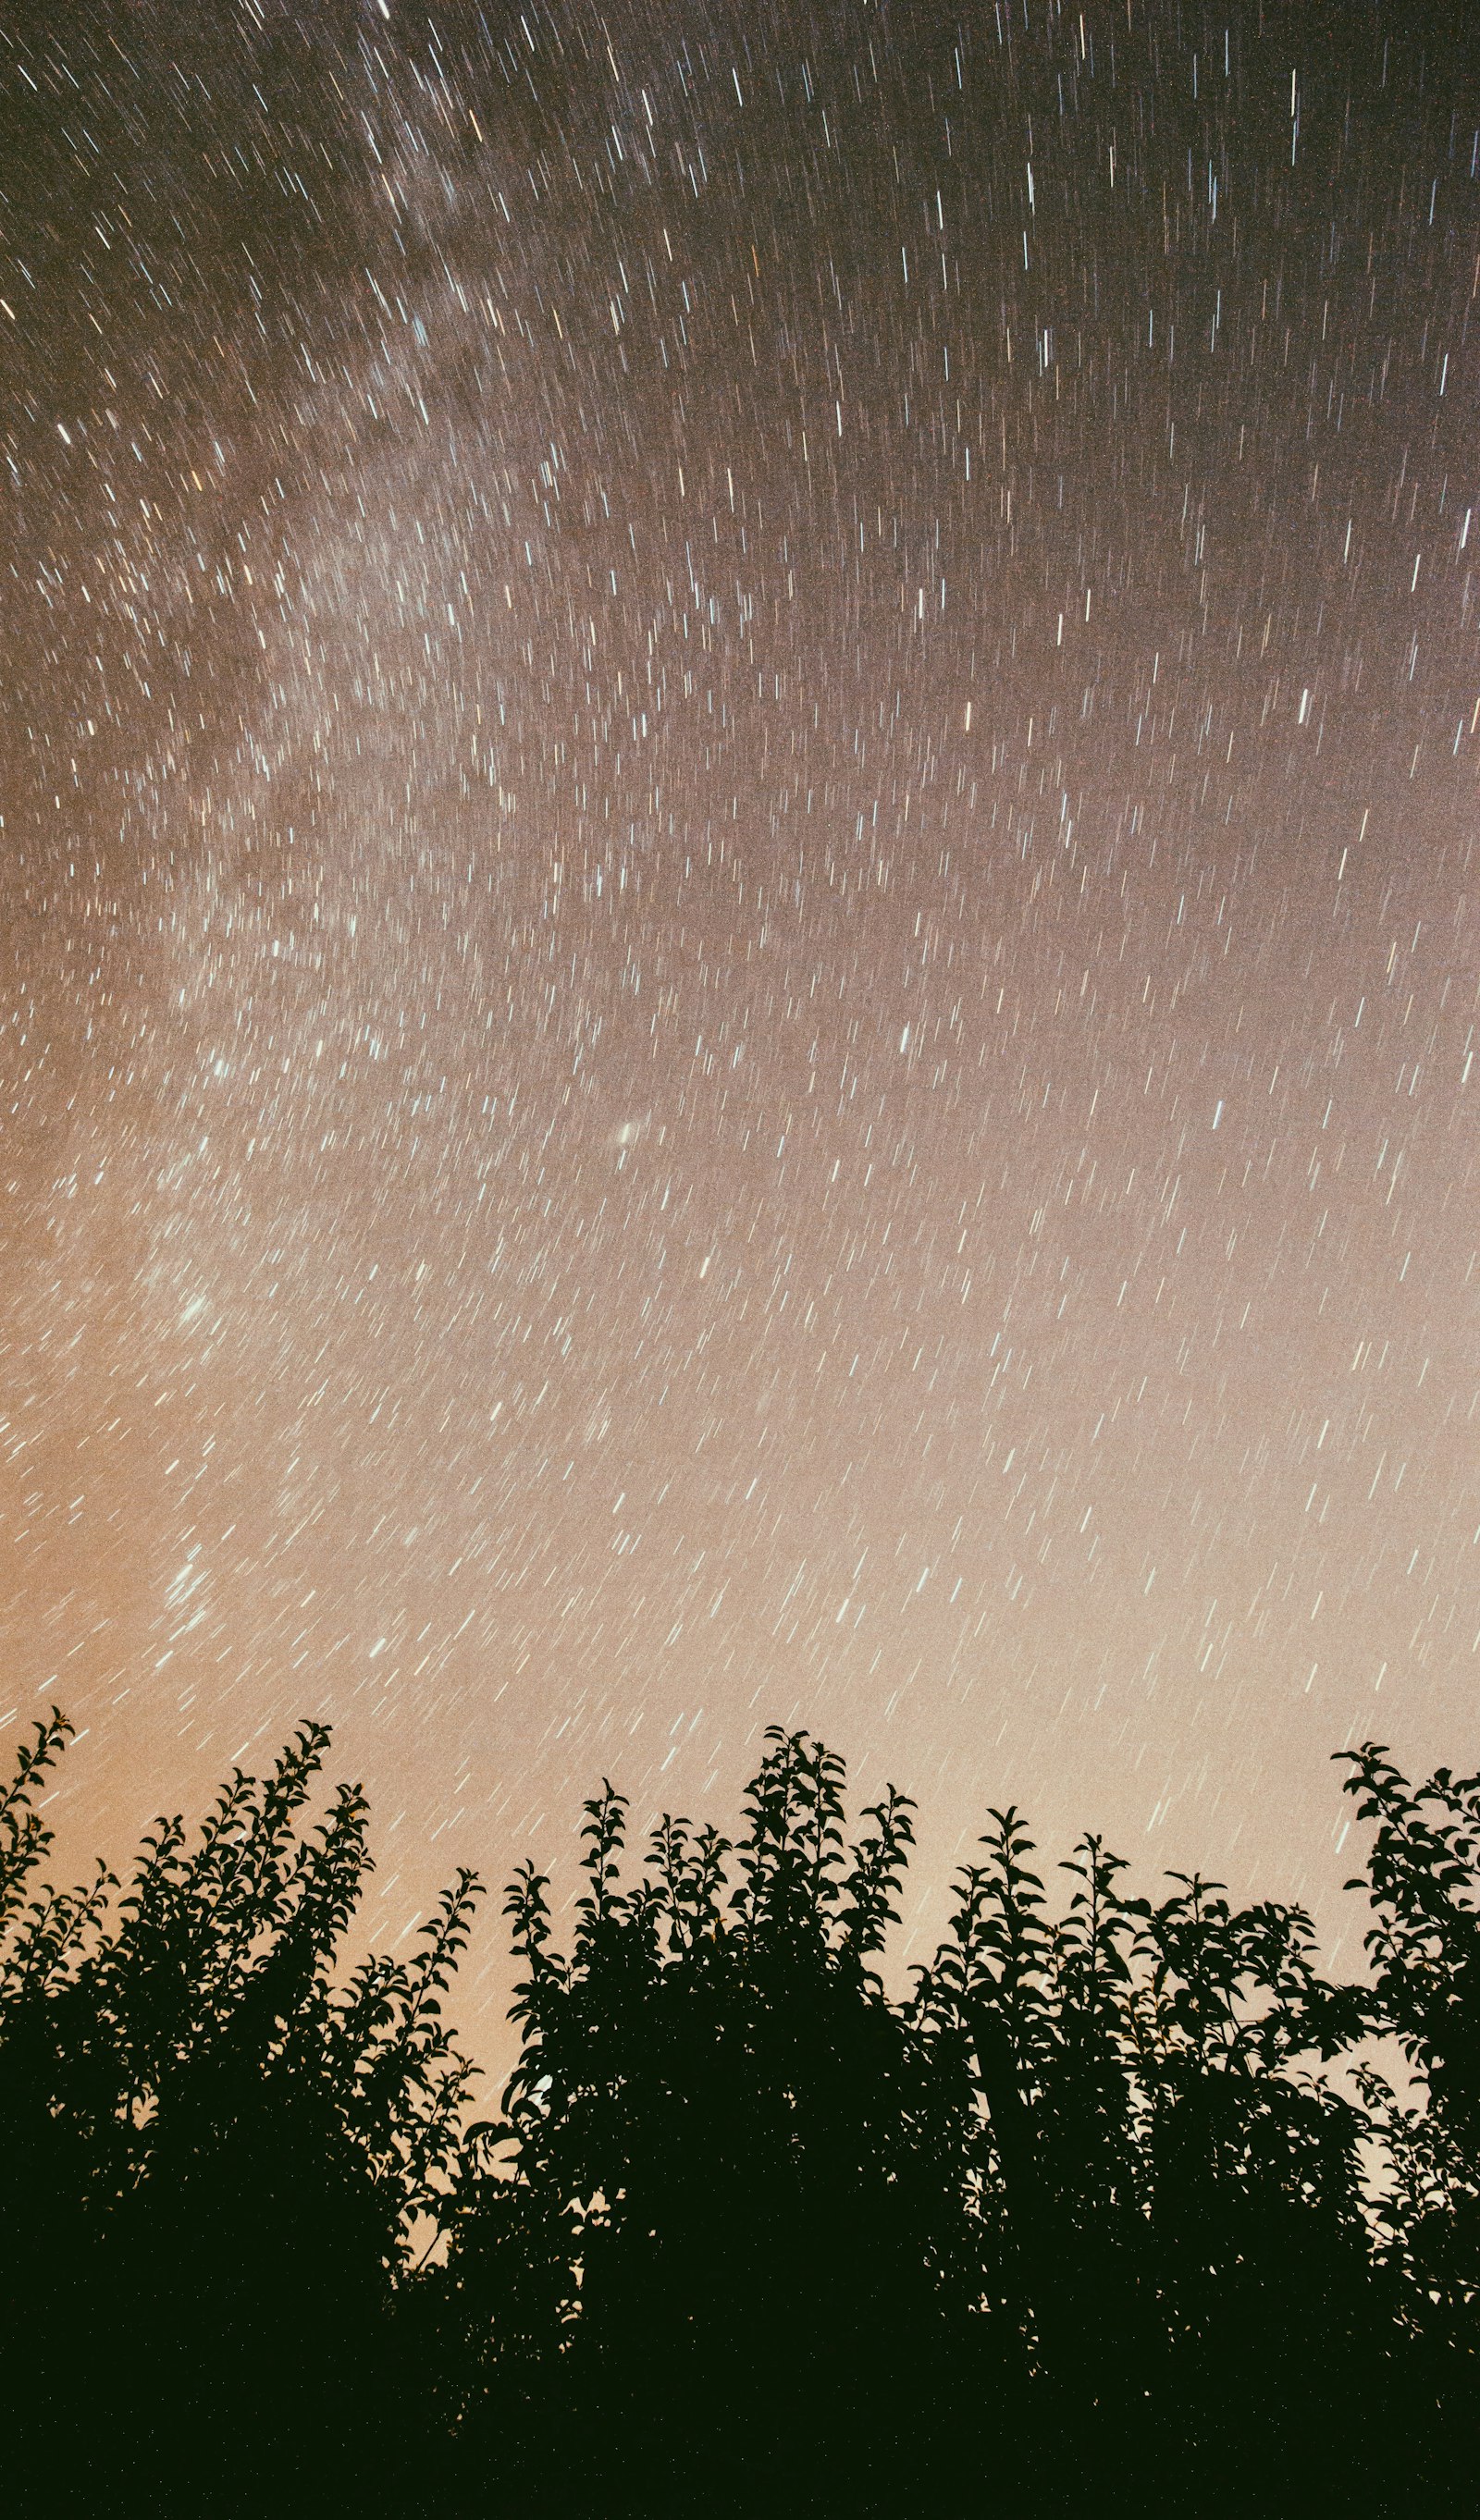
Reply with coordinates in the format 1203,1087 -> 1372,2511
2,1713 -> 1478,2516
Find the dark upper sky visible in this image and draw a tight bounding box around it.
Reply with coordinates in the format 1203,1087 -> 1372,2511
2,0 -> 1476,2050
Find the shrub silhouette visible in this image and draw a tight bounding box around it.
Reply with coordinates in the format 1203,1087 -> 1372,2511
434,1730 -> 957,2514
0,1711 -> 480,2515
3,1712 -> 1478,2517
1330,1745 -> 1480,2495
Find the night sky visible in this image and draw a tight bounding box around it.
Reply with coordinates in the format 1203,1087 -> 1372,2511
3,0 -> 1477,2056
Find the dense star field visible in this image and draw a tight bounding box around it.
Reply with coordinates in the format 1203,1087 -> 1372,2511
2,0 -> 1477,2060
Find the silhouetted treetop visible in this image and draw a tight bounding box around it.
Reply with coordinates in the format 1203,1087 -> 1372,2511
4,1713 -> 1479,2518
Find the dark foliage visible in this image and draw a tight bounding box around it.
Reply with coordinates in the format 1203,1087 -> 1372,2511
2,1715 -> 1476,2516
0,1711 -> 480,2515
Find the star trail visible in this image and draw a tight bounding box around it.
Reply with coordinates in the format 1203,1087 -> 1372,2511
2,0 -> 1477,2057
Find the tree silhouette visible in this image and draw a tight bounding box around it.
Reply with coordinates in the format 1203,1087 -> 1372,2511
1332,1744 -> 1480,2502
4,1711 -> 1479,2517
434,1728 -> 957,2515
0,1713 -> 480,2515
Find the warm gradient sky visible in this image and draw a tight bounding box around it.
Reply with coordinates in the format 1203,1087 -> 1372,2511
3,0 -> 1477,2056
